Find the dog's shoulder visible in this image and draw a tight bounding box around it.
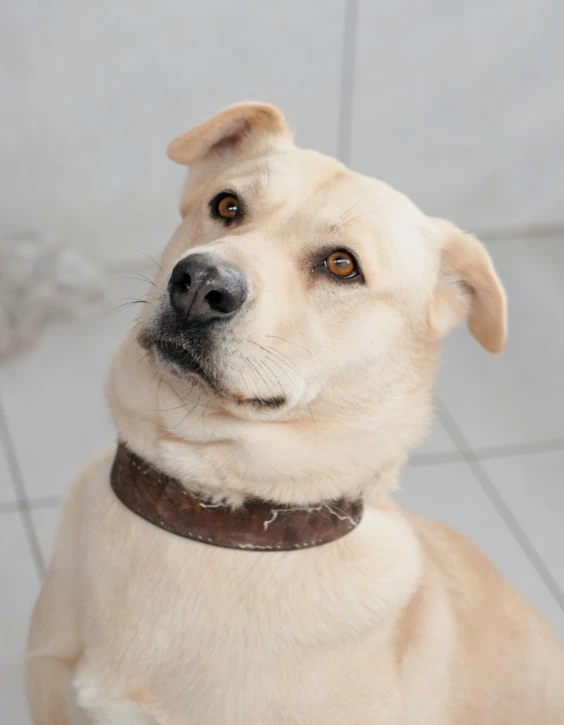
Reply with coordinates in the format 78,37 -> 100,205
52,444 -> 117,558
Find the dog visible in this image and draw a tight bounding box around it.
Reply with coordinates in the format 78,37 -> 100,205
27,102 -> 564,724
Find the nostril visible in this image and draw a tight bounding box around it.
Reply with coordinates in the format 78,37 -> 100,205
205,290 -> 228,313
168,254 -> 247,321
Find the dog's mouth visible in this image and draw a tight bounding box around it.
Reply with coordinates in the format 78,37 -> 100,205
154,338 -> 208,379
141,333 -> 287,410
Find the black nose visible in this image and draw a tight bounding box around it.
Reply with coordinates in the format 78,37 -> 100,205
168,253 -> 248,323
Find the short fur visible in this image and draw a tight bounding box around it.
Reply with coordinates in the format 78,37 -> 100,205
27,102 -> 564,725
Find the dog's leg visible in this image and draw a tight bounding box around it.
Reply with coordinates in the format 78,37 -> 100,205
26,561 -> 79,724
72,672 -> 158,725
26,479 -> 85,724
28,587 -> 158,725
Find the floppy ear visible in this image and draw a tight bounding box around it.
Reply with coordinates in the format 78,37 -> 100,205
167,102 -> 293,166
429,218 -> 507,353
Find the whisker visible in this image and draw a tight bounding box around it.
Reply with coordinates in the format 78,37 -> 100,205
237,369 -> 251,398
245,357 -> 272,397
155,384 -> 198,411
148,368 -> 161,389
264,355 -> 300,390
124,319 -> 144,335
240,355 -> 263,398
256,360 -> 279,395
266,349 -> 303,379
266,335 -> 315,357
111,299 -> 148,314
194,400 -> 210,427
338,211 -> 370,230
230,354 -> 251,398
155,375 -> 164,409
126,274 -> 155,286
260,359 -> 285,393
266,346 -> 298,369
136,349 -> 153,368
307,404 -> 319,445
136,251 -> 163,272
174,389 -> 202,429
246,339 -> 302,377
336,195 -> 367,221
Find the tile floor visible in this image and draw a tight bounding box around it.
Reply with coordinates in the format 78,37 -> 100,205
1,238 -> 563,722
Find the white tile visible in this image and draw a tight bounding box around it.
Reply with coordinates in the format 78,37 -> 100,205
3,0 -> 345,264
0,433 -> 16,505
0,512 -> 39,724
352,1 -> 564,231
30,505 -> 62,567
0,269 -> 149,500
481,450 -> 564,595
436,237 -> 564,449
394,461 -> 564,640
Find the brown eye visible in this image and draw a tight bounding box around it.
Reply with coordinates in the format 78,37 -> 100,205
211,192 -> 241,222
324,250 -> 358,279
218,195 -> 238,219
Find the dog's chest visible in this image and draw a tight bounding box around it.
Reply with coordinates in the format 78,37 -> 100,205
77,489 -> 415,723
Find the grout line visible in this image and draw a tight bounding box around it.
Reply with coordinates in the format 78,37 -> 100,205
475,222 -> 564,242
0,501 -> 20,514
410,437 -> 564,467
437,400 -> 564,613
26,494 -> 61,510
11,435 -> 564,509
336,0 -> 358,165
0,396 -> 46,578
467,437 -> 564,459
0,495 -> 61,514
409,450 -> 464,467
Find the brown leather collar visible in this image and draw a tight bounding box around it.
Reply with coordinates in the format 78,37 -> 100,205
110,442 -> 363,551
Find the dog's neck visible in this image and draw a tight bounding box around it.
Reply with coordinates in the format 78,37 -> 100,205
111,441 -> 364,551
108,335 -> 413,508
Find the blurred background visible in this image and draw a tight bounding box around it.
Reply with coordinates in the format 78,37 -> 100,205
1,1 -> 563,720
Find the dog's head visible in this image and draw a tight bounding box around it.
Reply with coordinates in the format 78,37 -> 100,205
111,103 -> 506,503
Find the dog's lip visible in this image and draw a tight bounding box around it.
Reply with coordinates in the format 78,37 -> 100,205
141,333 -> 287,410
153,338 -> 209,379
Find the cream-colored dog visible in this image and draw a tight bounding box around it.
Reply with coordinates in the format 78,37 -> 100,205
27,103 -> 564,724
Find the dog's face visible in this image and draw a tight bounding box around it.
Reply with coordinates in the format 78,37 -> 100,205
113,103 -> 506,503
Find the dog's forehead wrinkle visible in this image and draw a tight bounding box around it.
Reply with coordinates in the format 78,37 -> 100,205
193,149 -> 359,229
250,173 -> 264,197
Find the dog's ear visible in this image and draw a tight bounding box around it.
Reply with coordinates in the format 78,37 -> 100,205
429,218 -> 507,353
167,102 -> 293,166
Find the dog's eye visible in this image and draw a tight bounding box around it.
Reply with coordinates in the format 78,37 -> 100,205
323,250 -> 359,279
210,192 -> 241,223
